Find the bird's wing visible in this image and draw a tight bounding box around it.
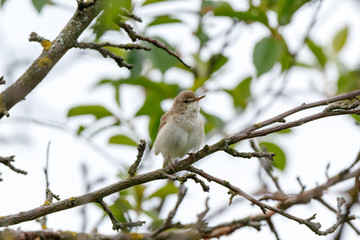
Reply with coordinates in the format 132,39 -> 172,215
154,111 -> 172,156
158,111 -> 172,132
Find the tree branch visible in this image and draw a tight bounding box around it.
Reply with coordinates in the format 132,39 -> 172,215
0,1 -> 102,119
128,140 -> 146,177
97,199 -> 145,231
187,166 -> 356,236
0,155 -> 28,176
0,91 -> 358,228
118,21 -> 191,68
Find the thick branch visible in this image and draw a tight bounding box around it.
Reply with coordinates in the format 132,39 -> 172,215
0,1 -> 102,119
0,91 -> 359,227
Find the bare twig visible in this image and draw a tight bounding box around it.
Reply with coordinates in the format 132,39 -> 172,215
43,142 -> 60,205
222,146 -> 275,161
0,155 -> 27,175
44,141 -> 51,190
250,140 -> 282,192
118,8 -> 142,22
249,0 -> 324,123
128,140 -> 146,177
232,90 -> 360,144
168,173 -> 210,192
74,41 -> 151,51
0,1 -> 102,119
93,47 -> 134,69
0,92 -> 359,228
296,176 -> 306,193
118,21 -> 191,68
200,218 -> 262,238
151,186 -> 187,236
187,166 -> 356,236
97,199 -> 145,232
266,218 -> 281,240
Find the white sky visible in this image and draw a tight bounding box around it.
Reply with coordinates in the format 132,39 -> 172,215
0,0 -> 360,239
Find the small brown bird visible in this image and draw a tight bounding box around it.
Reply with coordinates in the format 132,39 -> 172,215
153,90 -> 205,168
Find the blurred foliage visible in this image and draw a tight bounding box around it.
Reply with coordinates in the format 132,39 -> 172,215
259,141 -> 286,171
57,0 -> 359,231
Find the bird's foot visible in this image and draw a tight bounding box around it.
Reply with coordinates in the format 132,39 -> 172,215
167,158 -> 176,173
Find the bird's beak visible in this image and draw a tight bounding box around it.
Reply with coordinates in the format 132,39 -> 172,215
195,95 -> 206,101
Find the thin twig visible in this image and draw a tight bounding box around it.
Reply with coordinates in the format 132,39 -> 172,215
118,21 -> 191,68
128,140 -> 146,177
97,199 -> 146,232
249,0 -> 324,124
266,218 -> 281,240
0,155 -> 27,175
167,173 -> 210,192
44,141 -> 51,189
0,91 -> 359,228
43,142 -> 60,205
316,197 -> 360,235
250,140 -> 282,192
187,166 -> 355,236
151,186 -> 187,236
74,41 -> 151,51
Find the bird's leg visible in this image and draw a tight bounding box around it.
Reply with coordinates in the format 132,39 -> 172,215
168,156 -> 176,173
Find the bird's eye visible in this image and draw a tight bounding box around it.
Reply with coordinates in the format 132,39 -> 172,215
184,100 -> 189,104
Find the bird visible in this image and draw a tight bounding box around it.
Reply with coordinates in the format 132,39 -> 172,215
153,90 -> 205,169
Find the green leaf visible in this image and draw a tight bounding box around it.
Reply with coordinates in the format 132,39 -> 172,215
108,197 -> 132,223
32,0 -> 50,12
213,5 -> 269,26
76,125 -> 86,136
306,39 -> 327,68
147,37 -> 178,73
253,37 -> 284,77
144,209 -> 164,230
274,128 -> 292,134
260,0 -> 279,11
148,15 -> 182,27
225,76 -> 252,109
136,93 -> 163,117
1,0 -> 8,6
126,50 -> 146,79
148,182 -> 178,199
142,0 -> 167,6
201,109 -> 225,134
209,54 -> 228,75
134,184 -> 146,210
332,26 -> 349,53
91,12 -> 120,40
109,135 -> 138,146
91,0 -> 133,39
205,1 -> 235,16
277,0 -> 310,26
337,70 -> 360,94
259,142 -> 286,171
67,105 -> 113,120
195,24 -> 210,47
351,114 -> 360,123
